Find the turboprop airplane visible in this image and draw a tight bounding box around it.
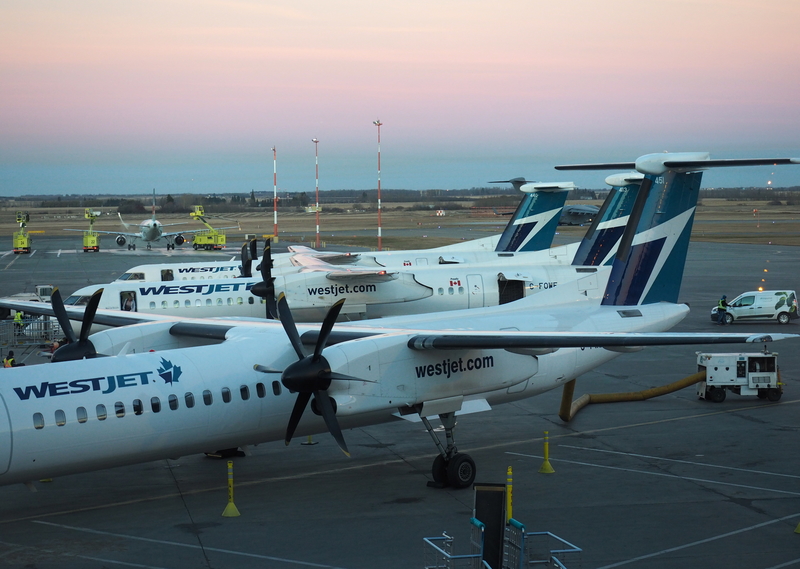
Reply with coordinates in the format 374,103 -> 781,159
110,179 -> 576,283
559,203 -> 600,225
65,190 -> 215,251
0,173 -> 647,324
1,152 -> 798,492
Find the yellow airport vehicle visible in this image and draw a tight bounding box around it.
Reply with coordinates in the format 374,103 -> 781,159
13,212 -> 31,254
190,206 -> 230,250
83,209 -> 101,252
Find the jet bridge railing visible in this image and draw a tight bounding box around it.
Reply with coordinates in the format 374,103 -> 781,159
0,318 -> 62,349
423,518 -> 491,569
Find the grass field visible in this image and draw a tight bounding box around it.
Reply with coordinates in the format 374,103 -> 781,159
2,197 -> 799,249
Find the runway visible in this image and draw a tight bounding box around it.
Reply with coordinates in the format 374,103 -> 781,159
0,237 -> 799,568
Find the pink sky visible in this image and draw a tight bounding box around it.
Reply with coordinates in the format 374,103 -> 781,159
2,0 -> 800,193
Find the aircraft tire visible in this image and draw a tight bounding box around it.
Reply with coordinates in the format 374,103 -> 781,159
432,454 -> 449,485
446,453 -> 476,489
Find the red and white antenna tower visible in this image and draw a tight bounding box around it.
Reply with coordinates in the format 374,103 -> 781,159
373,119 -> 383,251
312,138 -> 320,248
272,146 -> 278,240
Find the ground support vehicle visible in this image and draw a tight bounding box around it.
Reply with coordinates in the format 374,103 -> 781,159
13,211 -> 31,254
711,290 -> 798,325
83,209 -> 101,252
696,351 -> 783,402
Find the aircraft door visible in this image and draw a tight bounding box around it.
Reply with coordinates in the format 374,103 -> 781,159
467,274 -> 484,308
0,393 -> 11,475
121,291 -> 138,312
415,258 -> 429,266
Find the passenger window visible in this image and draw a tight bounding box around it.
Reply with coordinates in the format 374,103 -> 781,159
206,299 -> 212,306
33,413 -> 45,430
227,298 -> 233,306
237,297 -> 244,305
203,390 -> 213,405
222,387 -> 231,403
151,397 -> 161,413
55,410 -> 66,427
458,286 -> 464,294
185,392 -> 195,408
248,297 -> 254,304
272,381 -> 282,396
97,404 -> 107,420
195,299 -> 202,307
185,300 -> 191,307
240,385 -> 250,400
77,406 -> 88,424
161,301 -> 168,309
256,382 -> 266,398
448,287 -> 454,295
168,394 -> 179,410
115,402 -> 125,418
216,298 -> 223,306
133,399 -> 143,416
438,288 -> 444,295
149,301 -> 156,309
173,300 -> 180,308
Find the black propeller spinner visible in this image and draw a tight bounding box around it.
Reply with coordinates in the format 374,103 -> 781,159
249,239 -> 278,319
254,293 -> 362,456
50,287 -> 104,362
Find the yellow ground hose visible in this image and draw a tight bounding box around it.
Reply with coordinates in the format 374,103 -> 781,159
558,370 -> 707,422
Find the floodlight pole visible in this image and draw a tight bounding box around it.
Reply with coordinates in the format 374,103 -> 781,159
312,138 -> 320,248
272,146 -> 278,240
373,119 -> 383,251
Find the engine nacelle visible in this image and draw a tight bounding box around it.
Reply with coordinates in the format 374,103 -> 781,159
116,235 -> 127,246
174,234 -> 185,246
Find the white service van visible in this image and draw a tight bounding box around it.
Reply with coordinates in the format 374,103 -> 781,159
711,290 -> 798,325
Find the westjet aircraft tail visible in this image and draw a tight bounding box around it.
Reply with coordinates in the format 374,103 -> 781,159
570,173 -> 643,266
557,152 -> 800,307
492,180 -> 573,253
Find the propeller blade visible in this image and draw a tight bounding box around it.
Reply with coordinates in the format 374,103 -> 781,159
79,288 -> 104,342
314,391 -> 350,457
285,391 -> 312,446
277,293 -> 306,360
240,241 -> 252,277
260,240 -> 277,319
249,238 -> 259,267
50,288 -> 78,344
313,298 -> 346,361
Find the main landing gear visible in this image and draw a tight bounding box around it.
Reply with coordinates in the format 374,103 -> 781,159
421,412 -> 476,490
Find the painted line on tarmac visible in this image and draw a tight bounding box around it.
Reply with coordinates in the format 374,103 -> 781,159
506,452 -> 800,496
589,512 -> 800,569
558,445 -> 800,479
32,521 -> 351,569
0,538 -> 169,568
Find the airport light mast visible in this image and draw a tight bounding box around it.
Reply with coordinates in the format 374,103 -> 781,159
312,138 -> 320,248
272,146 -> 278,240
374,119 -> 383,251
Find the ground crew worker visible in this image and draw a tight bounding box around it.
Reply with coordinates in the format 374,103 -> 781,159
13,311 -> 23,334
4,351 -> 16,368
717,295 -> 729,325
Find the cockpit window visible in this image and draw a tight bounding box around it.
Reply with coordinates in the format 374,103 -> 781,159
117,272 -> 145,281
64,295 -> 93,306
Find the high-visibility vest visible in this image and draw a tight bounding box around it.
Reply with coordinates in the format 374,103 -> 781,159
13,312 -> 22,324
3,357 -> 13,368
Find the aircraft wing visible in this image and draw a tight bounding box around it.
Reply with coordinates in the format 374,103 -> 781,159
63,229 -> 142,237
406,331 -> 795,350
161,225 -> 239,238
0,298 -> 161,327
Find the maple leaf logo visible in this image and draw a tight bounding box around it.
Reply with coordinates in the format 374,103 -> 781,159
157,358 -> 182,385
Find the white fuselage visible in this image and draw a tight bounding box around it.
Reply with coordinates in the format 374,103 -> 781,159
0,291 -> 688,486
